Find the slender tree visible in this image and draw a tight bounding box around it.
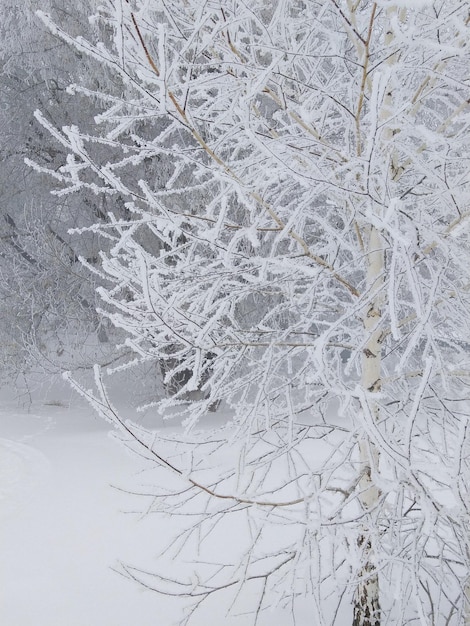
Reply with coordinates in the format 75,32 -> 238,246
35,1 -> 470,623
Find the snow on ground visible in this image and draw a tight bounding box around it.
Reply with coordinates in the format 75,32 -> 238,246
0,380 -> 311,626
0,388 -> 174,626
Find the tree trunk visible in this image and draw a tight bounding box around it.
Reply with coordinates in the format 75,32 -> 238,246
353,536 -> 380,626
354,225 -> 384,626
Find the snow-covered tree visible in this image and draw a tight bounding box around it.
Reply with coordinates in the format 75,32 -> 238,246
35,1 -> 470,624
0,0 -> 121,381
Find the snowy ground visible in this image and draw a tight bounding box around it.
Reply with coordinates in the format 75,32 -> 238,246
0,380 -> 312,626
0,385 -> 172,626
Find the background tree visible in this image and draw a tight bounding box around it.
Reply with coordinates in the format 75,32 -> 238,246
35,1 -> 470,624
0,0 -> 123,384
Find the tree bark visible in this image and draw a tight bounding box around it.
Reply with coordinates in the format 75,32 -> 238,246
354,225 -> 384,626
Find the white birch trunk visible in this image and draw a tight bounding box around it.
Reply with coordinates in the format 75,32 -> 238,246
352,6 -> 408,621
353,225 -> 384,626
